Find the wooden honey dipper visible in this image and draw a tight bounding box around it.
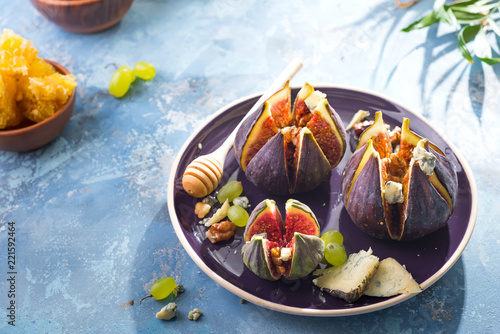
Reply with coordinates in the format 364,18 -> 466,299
182,58 -> 303,198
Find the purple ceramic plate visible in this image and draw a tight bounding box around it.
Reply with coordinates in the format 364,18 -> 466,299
167,85 -> 477,316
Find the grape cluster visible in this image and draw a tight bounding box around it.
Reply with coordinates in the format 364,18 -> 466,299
109,61 -> 156,98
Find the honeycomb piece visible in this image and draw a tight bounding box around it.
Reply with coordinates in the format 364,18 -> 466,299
18,98 -> 60,124
20,72 -> 77,123
28,57 -> 56,77
16,58 -> 57,102
0,74 -> 23,129
0,29 -> 38,77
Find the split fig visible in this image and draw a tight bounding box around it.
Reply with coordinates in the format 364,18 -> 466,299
234,82 -> 347,195
341,111 -> 458,241
241,199 -> 325,280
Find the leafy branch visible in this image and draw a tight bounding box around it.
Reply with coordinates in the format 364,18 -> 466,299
401,0 -> 500,65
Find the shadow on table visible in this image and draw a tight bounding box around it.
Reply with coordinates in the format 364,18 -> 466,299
348,1 -> 493,125
128,202 -> 180,330
384,24 -> 487,120
129,201 -> 465,333
240,258 -> 466,334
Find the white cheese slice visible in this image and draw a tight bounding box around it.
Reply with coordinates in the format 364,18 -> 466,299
364,257 -> 421,297
313,248 -> 379,303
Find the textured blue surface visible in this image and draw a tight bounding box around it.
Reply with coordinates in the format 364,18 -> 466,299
0,0 -> 498,333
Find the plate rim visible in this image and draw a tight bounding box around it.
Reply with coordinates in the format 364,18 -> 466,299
167,84 -> 478,316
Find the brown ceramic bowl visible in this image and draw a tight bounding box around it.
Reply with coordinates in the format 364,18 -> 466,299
0,60 -> 76,152
30,0 -> 135,34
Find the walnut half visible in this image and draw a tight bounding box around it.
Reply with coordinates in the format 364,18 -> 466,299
206,221 -> 236,243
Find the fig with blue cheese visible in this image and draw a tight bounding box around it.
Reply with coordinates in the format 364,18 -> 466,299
234,82 -> 347,195
341,111 -> 458,241
241,199 -> 325,280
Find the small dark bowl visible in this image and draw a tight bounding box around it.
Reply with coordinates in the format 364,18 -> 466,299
0,60 -> 76,152
30,0 -> 135,34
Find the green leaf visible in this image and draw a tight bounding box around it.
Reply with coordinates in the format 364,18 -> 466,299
478,57 -> 500,64
457,25 -> 482,62
446,0 -> 493,8
401,0 -> 500,66
474,26 -> 492,58
433,0 -> 447,11
436,7 -> 459,28
401,11 -> 441,32
487,18 -> 500,36
451,9 -> 492,23
472,27 -> 500,65
451,3 -> 499,14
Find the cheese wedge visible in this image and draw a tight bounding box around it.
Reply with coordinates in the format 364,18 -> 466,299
313,248 -> 379,303
364,257 -> 421,297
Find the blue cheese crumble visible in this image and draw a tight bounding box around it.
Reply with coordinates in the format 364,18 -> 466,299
156,303 -> 177,320
413,145 -> 436,176
188,308 -> 202,321
280,247 -> 292,262
383,181 -> 404,204
232,196 -> 250,209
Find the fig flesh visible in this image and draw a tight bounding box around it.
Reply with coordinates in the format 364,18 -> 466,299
241,199 -> 324,280
234,82 -> 347,195
341,112 -> 458,241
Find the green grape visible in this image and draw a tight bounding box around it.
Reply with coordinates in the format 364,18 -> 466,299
150,277 -> 176,299
321,230 -> 343,246
109,68 -> 131,98
118,65 -> 136,83
134,61 -> 156,80
324,242 -> 347,267
140,277 -> 176,304
217,181 -> 243,203
227,205 -> 249,227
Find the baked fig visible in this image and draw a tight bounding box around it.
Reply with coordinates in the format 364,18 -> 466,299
234,82 -> 347,195
341,111 -> 458,241
241,199 -> 325,280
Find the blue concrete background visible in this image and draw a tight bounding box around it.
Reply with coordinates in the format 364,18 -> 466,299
0,0 -> 499,333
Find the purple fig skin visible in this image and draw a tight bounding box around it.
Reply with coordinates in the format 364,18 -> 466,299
245,131 -> 290,195
241,233 -> 324,281
341,140 -> 458,241
428,144 -> 458,207
341,144 -> 366,197
241,199 -> 325,281
285,233 -> 325,280
234,87 -> 348,195
401,163 -> 452,240
343,154 -> 387,240
241,237 -> 281,281
234,104 -> 265,170
325,102 -> 348,168
292,130 -> 332,193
